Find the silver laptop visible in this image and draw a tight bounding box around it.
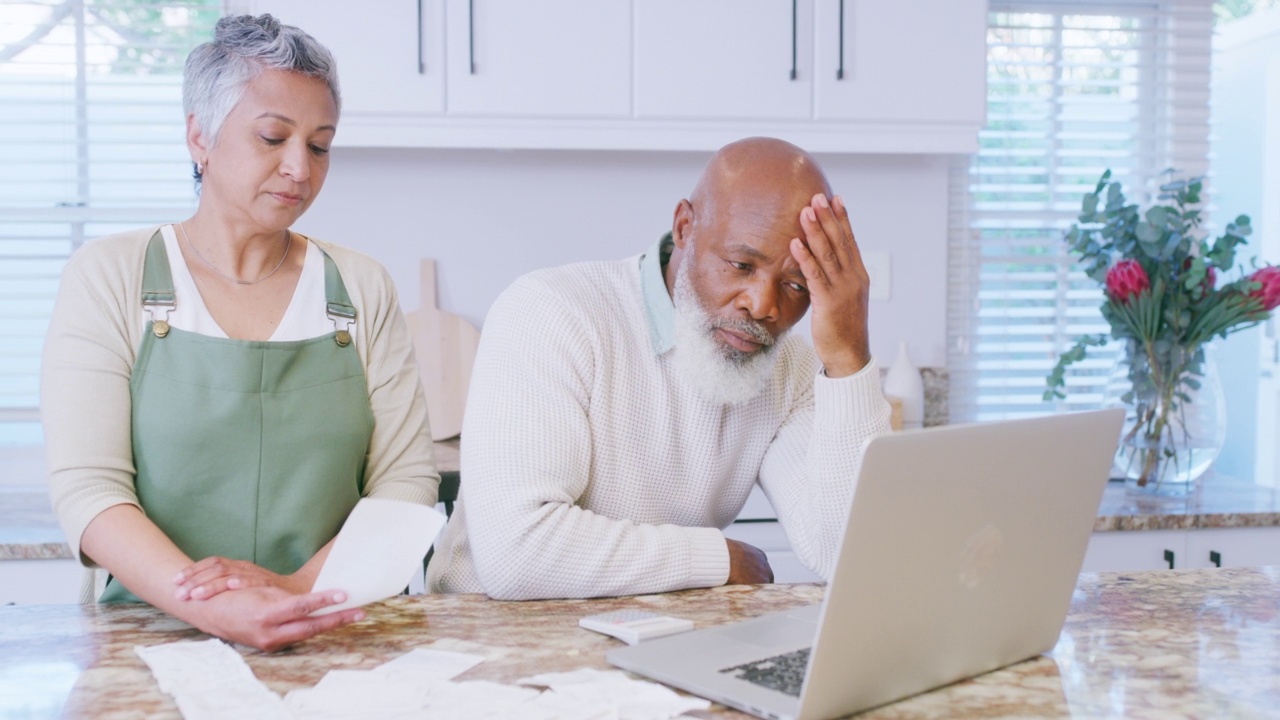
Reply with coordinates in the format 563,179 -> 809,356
609,409 -> 1123,720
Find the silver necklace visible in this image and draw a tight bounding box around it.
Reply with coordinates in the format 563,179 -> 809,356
179,221 -> 290,285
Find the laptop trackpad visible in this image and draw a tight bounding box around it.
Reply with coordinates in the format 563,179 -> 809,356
711,606 -> 820,650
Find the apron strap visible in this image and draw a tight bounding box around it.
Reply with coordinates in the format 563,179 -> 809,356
314,241 -> 357,347
322,251 -> 357,322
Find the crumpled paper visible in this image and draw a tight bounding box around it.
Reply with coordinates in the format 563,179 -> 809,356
138,640 -> 708,720
134,639 -> 291,720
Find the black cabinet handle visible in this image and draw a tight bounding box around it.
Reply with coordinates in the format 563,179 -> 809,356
417,0 -> 425,74
790,0 -> 798,80
1164,549 -> 1175,569
837,0 -> 845,80
1210,550 -> 1222,568
468,0 -> 476,74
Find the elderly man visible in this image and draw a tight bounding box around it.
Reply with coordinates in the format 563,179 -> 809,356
428,137 -> 892,599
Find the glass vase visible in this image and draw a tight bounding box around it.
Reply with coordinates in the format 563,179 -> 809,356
1103,340 -> 1226,493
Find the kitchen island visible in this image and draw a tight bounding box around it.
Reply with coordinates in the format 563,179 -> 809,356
2,566 -> 1278,718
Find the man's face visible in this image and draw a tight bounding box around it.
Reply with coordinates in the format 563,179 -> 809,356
678,198 -> 812,354
669,198 -> 813,404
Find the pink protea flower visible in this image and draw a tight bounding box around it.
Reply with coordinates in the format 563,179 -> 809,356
1249,266 -> 1280,311
1105,259 -> 1149,303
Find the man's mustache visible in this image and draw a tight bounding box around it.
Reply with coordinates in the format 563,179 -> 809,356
710,317 -> 776,347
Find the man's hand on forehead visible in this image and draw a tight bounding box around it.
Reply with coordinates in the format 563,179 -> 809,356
790,193 -> 872,378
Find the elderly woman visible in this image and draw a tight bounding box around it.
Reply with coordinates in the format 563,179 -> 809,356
40,15 -> 438,651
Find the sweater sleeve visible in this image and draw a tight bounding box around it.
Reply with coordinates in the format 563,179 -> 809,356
351,261 -> 440,508
42,241 -> 144,567
461,278 -> 730,600
756,358 -> 892,580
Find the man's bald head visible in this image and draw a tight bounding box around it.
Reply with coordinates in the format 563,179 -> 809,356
686,137 -> 831,239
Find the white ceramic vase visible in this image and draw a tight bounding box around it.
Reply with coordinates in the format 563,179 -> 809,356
884,340 -> 924,430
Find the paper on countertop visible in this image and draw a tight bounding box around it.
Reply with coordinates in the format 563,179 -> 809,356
283,647 -> 495,719
283,669 -> 431,719
309,497 -> 447,615
518,668 -> 712,720
139,639 -> 708,720
373,647 -> 486,682
134,639 -> 291,720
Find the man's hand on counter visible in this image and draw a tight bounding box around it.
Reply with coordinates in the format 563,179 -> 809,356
726,538 -> 774,585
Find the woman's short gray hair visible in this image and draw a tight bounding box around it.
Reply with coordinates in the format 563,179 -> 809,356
183,14 -> 341,183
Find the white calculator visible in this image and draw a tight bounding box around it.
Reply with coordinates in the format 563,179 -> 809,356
578,609 -> 695,645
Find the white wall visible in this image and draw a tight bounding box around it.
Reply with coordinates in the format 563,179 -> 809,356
292,148 -> 952,368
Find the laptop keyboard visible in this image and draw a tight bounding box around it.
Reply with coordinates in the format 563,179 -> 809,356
719,647 -> 812,698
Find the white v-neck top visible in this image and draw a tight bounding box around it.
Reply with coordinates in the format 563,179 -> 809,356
148,224 -> 351,342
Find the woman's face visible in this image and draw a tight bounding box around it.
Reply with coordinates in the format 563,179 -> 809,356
191,68 -> 338,234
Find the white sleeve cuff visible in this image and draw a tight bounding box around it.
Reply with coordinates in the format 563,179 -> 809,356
814,357 -> 889,426
686,526 -> 731,588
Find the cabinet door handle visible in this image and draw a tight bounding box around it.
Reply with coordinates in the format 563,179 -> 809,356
1210,550 -> 1222,568
468,0 -> 476,74
790,0 -> 798,80
417,0 -> 425,74
837,0 -> 845,80
1163,549 -> 1175,569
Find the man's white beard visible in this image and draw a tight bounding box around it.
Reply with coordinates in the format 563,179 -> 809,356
671,257 -> 784,405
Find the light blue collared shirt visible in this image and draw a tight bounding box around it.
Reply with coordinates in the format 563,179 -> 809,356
638,233 -> 677,356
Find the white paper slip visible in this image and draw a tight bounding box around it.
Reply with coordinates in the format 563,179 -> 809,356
578,609 -> 694,645
135,639 -> 292,720
310,497 -> 447,615
373,647 -> 486,682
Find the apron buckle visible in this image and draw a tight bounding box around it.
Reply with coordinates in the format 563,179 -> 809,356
327,302 -> 356,347
143,301 -> 175,339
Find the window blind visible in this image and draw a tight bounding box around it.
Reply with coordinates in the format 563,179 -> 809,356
0,0 -> 220,448
947,0 -> 1214,422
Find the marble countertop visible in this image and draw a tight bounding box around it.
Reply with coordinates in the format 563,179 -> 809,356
5,445 -> 1280,560
1093,471 -> 1280,531
2,567 -> 1279,718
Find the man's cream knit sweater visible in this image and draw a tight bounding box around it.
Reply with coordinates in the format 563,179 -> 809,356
427,247 -> 892,599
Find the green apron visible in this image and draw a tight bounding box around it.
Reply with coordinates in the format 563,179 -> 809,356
100,231 -> 374,603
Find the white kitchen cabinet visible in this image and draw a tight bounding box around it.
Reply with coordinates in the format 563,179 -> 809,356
253,0 -> 446,117
1183,527 -> 1280,569
1082,530 -> 1185,572
634,1 -> 814,121
238,0 -> 987,151
813,0 -> 987,130
1082,526 -> 1280,572
444,0 -> 631,118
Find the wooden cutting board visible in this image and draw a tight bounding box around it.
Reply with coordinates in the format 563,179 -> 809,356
404,259 -> 480,441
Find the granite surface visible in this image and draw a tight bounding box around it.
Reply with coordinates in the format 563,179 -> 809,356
1093,472 -> 1280,531
2,568 -> 1278,718
919,367 -> 949,428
